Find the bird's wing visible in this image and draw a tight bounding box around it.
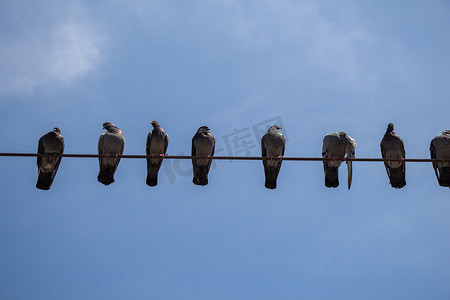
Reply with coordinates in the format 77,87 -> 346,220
380,139 -> 391,178
430,139 -> 440,182
146,131 -> 153,155
164,134 -> 169,154
37,136 -> 45,168
98,133 -> 105,168
206,143 -> 215,173
400,137 -> 406,173
191,136 -> 197,168
346,136 -> 356,190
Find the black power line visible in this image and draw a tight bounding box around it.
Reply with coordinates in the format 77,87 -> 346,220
0,153 -> 448,163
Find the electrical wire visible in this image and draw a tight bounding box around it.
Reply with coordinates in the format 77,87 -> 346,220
0,153 -> 448,162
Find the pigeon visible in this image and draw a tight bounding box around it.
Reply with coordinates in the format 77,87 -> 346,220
36,127 -> 65,190
380,123 -> 406,188
192,126 -> 215,185
430,130 -> 450,188
261,125 -> 286,189
322,132 -> 356,189
98,122 -> 125,185
146,121 -> 169,186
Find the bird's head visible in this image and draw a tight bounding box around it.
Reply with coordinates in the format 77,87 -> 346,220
53,127 -> 61,133
103,122 -> 114,130
150,120 -> 160,128
387,123 -> 394,132
269,125 -> 281,131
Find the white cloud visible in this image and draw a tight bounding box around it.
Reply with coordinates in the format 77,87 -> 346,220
121,0 -> 384,89
217,0 -> 378,88
0,4 -> 104,97
50,23 -> 102,82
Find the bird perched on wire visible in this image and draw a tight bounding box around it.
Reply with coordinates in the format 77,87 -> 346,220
430,130 -> 450,188
261,125 -> 286,189
380,123 -> 406,188
146,120 -> 169,186
322,132 -> 356,189
98,122 -> 125,185
36,127 -> 65,190
192,126 -> 215,186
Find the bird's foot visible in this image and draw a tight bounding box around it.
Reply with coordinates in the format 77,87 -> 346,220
278,156 -> 284,160
160,153 -> 168,157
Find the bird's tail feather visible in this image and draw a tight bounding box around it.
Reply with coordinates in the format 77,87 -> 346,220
438,167 -> 450,187
146,175 -> 157,186
325,167 -> 339,188
146,163 -> 162,186
193,166 -> 208,186
389,166 -> 406,188
146,167 -> 158,187
264,168 -> 278,189
98,165 -> 115,185
36,171 -> 53,190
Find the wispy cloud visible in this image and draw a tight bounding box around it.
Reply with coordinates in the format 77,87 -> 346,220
50,23 -> 102,82
0,2 -> 104,97
122,0 -> 383,89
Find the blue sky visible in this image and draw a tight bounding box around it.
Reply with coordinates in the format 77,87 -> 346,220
0,0 -> 449,299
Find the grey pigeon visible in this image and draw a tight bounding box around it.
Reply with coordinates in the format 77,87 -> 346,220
36,127 -> 65,190
98,122 -> 125,185
430,130 -> 450,188
322,132 -> 356,189
146,120 -> 169,186
192,126 -> 215,185
261,125 -> 286,189
380,123 -> 406,188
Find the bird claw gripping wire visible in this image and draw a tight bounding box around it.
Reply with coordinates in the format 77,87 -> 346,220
160,154 -> 168,157
267,156 -> 283,161
331,156 -> 346,162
